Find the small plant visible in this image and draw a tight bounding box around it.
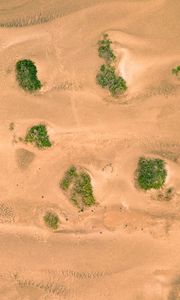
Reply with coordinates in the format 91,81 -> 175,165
60,166 -> 95,209
60,166 -> 77,190
98,34 -> 116,63
16,59 -> 42,92
172,65 -> 180,76
166,187 -> 173,196
96,64 -> 127,96
44,212 -> 59,229
137,157 -> 167,190
9,122 -> 15,131
25,124 -> 51,149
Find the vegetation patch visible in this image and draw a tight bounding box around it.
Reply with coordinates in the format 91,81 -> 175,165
98,34 -> 116,63
172,65 -> 180,76
72,172 -> 95,207
157,187 -> 174,201
96,34 -> 127,96
16,59 -> 42,92
96,64 -> 127,96
25,124 -> 51,149
60,166 -> 77,191
136,157 -> 167,190
60,166 -> 95,209
44,211 -> 59,230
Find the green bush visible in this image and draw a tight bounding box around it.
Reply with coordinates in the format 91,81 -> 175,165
25,124 -> 51,149
96,64 -> 127,96
44,212 -> 59,229
60,167 -> 95,209
172,65 -> 180,76
72,172 -> 95,207
98,34 -> 116,63
96,33 -> 127,96
16,59 -> 42,92
60,166 -> 77,190
137,157 -> 167,190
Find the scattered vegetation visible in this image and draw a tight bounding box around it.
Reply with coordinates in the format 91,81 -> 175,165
98,33 -> 116,63
96,64 -> 127,96
136,157 -> 167,190
96,34 -> 127,96
60,166 -> 95,209
60,166 -> 77,191
25,124 -> 51,149
172,65 -> 180,76
157,187 -> 174,201
43,212 -> 59,229
16,59 -> 42,92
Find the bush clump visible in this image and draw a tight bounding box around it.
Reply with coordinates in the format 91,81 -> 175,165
60,166 -> 77,191
96,33 -> 127,96
60,166 -> 95,209
96,64 -> 127,96
44,212 -> 59,229
72,172 -> 95,207
172,65 -> 180,76
137,157 -> 167,190
25,124 -> 51,149
16,59 -> 42,92
98,34 -> 116,63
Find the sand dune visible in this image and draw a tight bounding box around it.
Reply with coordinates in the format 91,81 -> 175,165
0,0 -> 180,299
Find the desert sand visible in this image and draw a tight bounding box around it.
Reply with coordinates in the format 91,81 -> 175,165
0,0 -> 180,299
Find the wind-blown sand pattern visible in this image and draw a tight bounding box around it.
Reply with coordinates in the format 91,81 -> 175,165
0,0 -> 180,299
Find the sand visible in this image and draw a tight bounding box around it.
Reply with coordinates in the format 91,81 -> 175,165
0,0 -> 180,299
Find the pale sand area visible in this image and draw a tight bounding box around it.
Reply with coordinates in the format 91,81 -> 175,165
0,0 -> 180,299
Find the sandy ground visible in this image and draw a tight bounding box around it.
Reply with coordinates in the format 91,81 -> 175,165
0,0 -> 180,299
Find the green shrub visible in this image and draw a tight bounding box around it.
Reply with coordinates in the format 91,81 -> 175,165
72,172 -> 95,207
44,212 -> 59,229
96,64 -> 127,96
98,34 -> 116,63
60,167 -> 95,209
96,33 -> 127,96
16,59 -> 42,92
172,65 -> 180,76
25,124 -> 51,149
137,157 -> 167,190
60,166 -> 77,190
